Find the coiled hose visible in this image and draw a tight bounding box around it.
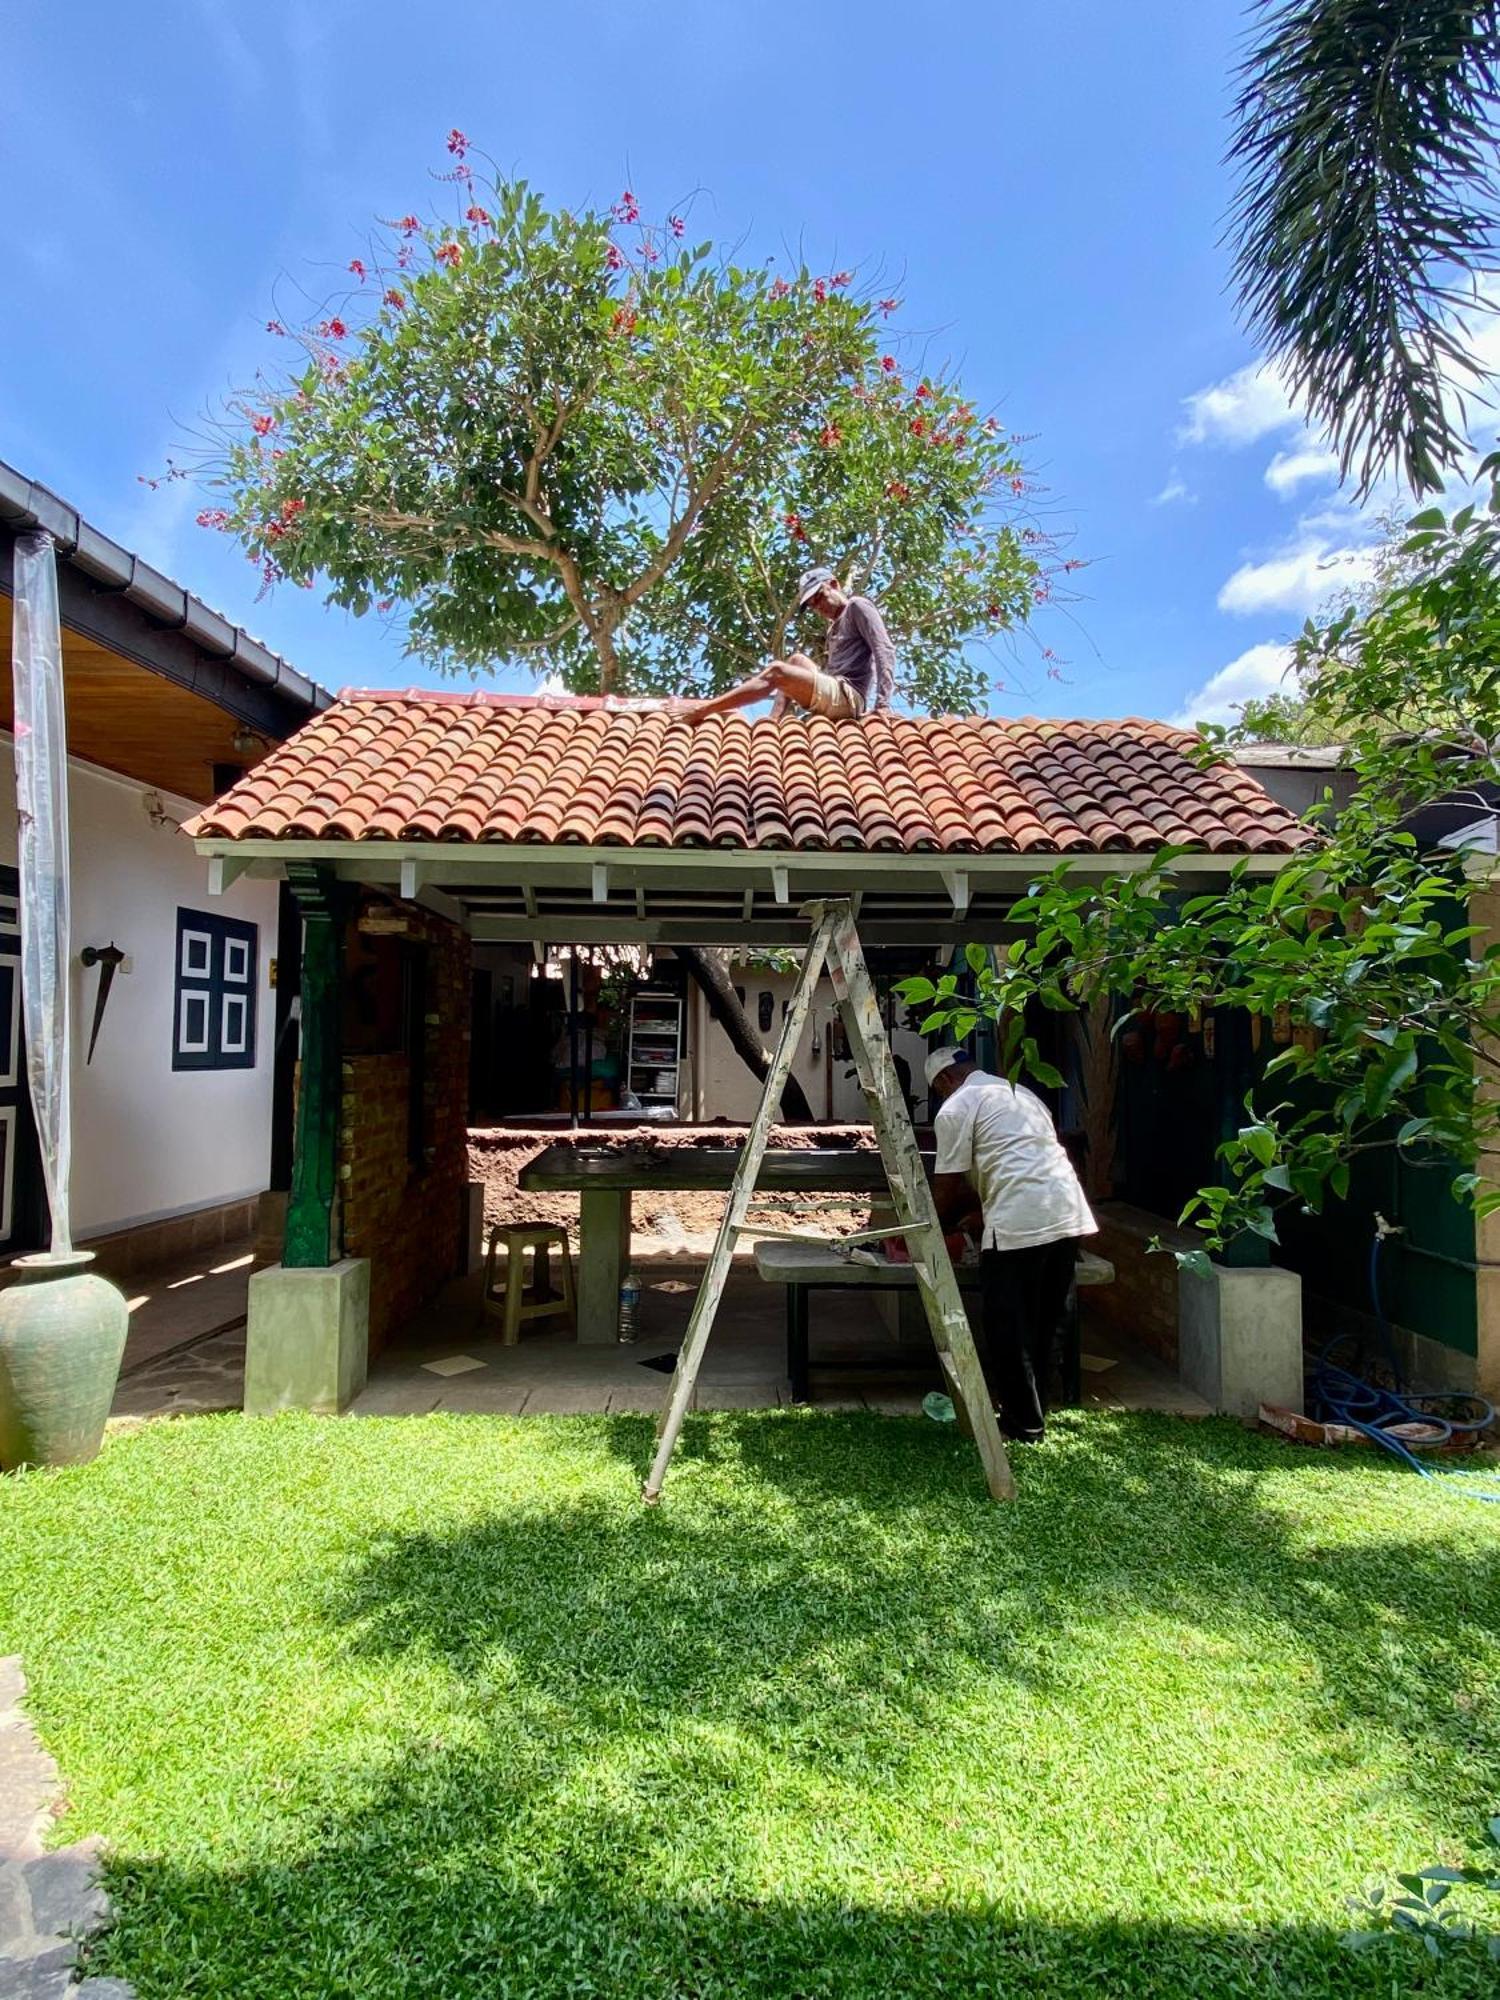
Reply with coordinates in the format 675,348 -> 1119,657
1307,1218 -> 1500,1502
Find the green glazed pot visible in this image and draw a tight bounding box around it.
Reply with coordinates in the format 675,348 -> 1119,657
0,1250 -> 129,1471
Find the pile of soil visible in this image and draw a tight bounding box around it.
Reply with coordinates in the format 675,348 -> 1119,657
468,1123 -> 883,1244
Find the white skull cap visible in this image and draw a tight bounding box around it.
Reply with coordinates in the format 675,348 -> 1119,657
924,1046 -> 964,1088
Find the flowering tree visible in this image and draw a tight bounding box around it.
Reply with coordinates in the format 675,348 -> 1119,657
197,136 -> 1062,707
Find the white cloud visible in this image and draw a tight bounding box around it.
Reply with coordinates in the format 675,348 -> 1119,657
1178,362 -> 1297,448
1264,445 -> 1341,496
1217,538 -> 1376,617
1153,472 -> 1195,506
1170,643 -> 1295,728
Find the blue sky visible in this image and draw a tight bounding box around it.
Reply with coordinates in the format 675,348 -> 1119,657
1,1 -> 1408,724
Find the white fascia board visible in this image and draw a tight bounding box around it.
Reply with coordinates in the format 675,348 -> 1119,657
190,837 -> 1296,885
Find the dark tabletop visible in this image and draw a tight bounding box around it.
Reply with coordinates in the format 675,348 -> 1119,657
518,1143 -> 933,1192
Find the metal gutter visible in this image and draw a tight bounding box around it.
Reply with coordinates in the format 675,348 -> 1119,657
0,458 -> 333,723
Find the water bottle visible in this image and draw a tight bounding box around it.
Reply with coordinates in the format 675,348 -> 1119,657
618,1270 -> 642,1344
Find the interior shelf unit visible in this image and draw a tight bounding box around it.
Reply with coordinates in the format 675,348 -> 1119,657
627,989 -> 684,1110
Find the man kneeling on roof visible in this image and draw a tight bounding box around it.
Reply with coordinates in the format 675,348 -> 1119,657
926,1046 -> 1098,1445
676,566 -> 895,722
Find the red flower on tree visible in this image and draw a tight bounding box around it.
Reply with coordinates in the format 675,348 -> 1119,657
613,189 -> 640,223
915,382 -> 932,400
384,288 -> 406,309
783,511 -> 808,541
818,423 -> 842,447
446,128 -> 468,158
348,259 -> 366,281
319,318 -> 348,339
436,241 -> 462,267
769,277 -> 790,300
265,319 -> 285,336
606,243 -> 624,271
398,215 -> 421,235
880,355 -> 897,372
669,215 -> 685,238
195,508 -> 229,530
250,412 -> 276,436
885,480 -> 911,502
878,297 -> 899,315
465,205 -> 491,227
910,418 -> 926,437
830,270 -> 852,288
611,305 -> 637,335
812,278 -> 828,302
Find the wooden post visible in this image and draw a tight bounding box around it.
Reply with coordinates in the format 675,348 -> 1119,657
283,863 -> 343,1270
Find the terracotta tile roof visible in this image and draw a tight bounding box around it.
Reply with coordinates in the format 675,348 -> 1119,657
185,690 -> 1314,855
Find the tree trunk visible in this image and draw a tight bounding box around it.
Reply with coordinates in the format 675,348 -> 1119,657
676,945 -> 815,1124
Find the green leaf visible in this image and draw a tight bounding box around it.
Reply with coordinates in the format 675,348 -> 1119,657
1176,1249 -> 1214,1281
1365,1045 -> 1419,1118
964,942 -> 990,976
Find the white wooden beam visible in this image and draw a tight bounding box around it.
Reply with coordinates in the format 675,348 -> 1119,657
207,854 -> 252,896
742,884 -> 754,921
592,862 -> 610,905
399,859 -> 423,902
771,865 -> 790,905
415,884 -> 468,930
942,870 -> 971,916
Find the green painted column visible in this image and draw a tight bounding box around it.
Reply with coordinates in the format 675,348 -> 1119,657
283,864 -> 344,1270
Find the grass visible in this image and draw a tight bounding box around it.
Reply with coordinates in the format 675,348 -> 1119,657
2,1406 -> 1499,1997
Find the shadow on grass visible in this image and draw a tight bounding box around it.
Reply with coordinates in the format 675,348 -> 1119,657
86,1750 -> 1487,2000
326,1408 -> 1500,1817
73,1408 -> 1500,1998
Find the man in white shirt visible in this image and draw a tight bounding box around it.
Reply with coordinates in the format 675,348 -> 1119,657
926,1047 -> 1097,1443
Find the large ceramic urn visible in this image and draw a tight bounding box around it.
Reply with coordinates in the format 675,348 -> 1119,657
0,1249 -> 129,1470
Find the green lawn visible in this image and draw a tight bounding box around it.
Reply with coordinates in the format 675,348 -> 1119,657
2,1407 -> 1498,1997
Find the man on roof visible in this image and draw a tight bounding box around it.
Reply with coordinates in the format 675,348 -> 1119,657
676,566 -> 896,722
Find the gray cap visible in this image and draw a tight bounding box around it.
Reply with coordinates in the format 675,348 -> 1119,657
796,564 -> 837,607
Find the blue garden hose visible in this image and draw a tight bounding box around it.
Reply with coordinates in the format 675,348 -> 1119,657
1306,1216 -> 1500,1502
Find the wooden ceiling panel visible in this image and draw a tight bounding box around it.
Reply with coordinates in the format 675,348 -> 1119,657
0,594 -> 268,804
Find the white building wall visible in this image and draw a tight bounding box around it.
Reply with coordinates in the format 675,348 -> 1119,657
0,736 -> 279,1238
692,964 -> 929,1125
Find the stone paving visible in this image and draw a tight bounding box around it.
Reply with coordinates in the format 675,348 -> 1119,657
0,1658 -> 132,1999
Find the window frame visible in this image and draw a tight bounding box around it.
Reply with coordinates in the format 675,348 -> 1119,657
173,908 -> 259,1072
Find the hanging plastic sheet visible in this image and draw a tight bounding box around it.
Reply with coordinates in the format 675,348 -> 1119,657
11,531 -> 72,1254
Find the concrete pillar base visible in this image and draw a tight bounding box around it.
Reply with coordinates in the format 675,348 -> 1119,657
1179,1262 -> 1303,1418
244,1258 -> 370,1416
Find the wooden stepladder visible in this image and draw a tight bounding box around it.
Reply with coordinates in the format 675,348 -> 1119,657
642,899 -> 1016,1505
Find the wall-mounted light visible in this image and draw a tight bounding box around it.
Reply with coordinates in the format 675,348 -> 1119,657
230,723 -> 268,758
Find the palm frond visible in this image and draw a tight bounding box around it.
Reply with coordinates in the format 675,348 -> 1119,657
1229,0 -> 1500,495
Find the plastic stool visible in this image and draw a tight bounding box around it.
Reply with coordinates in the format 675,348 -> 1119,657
482,1225 -> 577,1344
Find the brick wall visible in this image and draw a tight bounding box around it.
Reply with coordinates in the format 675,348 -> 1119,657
1087,1201 -> 1194,1367
339,899 -> 471,1353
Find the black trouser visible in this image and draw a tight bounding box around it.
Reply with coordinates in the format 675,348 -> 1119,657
978,1239 -> 1078,1438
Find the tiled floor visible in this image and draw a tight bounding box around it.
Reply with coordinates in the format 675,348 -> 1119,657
105,1254 -> 1211,1425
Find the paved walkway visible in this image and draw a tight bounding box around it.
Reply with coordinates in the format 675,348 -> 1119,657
348,1264 -> 1209,1417
101,1251 -> 1209,1425
0,1659 -> 131,1998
